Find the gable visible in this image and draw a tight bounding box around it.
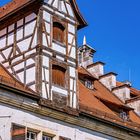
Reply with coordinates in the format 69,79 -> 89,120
45,0 -> 87,29
46,0 -> 75,17
0,0 -> 87,30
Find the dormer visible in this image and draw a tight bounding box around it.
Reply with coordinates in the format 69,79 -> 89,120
87,61 -> 105,78
99,72 -> 117,90
112,84 -> 131,102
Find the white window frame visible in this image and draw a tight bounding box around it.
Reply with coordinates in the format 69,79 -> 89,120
26,131 -> 37,140
42,134 -> 52,140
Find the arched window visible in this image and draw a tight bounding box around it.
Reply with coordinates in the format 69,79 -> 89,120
53,22 -> 65,43
52,65 -> 66,87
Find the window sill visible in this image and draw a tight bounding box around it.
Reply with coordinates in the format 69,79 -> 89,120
53,39 -> 66,48
52,83 -> 67,90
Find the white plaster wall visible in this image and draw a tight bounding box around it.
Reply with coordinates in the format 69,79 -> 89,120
43,11 -> 51,22
25,20 -> 36,36
0,102 -> 118,140
17,19 -> 23,27
8,24 -> 14,32
52,42 -> 66,54
7,32 -> 14,46
69,67 -> 76,78
0,36 -> 6,48
26,67 -> 35,84
52,86 -> 68,96
17,37 -> 31,52
0,28 -> 6,37
66,3 -> 74,17
17,27 -> 24,41
25,13 -> 36,23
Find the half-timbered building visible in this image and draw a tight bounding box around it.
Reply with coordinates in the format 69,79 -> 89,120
0,0 -> 140,140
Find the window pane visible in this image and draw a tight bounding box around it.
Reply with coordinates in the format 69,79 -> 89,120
43,135 -> 52,140
27,131 -> 36,140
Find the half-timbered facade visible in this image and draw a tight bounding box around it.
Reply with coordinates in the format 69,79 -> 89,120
0,0 -> 87,109
1,0 -> 140,140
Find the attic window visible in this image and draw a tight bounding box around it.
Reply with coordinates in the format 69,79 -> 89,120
120,111 -> 129,121
85,80 -> 93,89
52,65 -> 66,87
53,22 -> 65,43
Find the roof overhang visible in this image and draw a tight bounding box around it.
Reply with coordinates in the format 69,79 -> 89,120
0,0 -> 87,29
69,0 -> 88,29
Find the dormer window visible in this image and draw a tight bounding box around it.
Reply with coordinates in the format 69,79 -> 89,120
85,80 -> 93,89
52,65 -> 66,87
53,22 -> 65,43
120,110 -> 129,121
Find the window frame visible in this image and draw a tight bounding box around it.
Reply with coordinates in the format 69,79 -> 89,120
26,131 -> 37,140
52,17 -> 67,45
52,64 -> 67,88
42,134 -> 52,140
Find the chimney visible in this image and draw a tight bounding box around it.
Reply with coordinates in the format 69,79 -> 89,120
112,84 -> 131,102
99,72 -> 117,90
87,61 -> 105,78
78,36 -> 96,68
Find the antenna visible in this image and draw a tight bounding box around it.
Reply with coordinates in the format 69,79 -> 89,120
128,68 -> 131,82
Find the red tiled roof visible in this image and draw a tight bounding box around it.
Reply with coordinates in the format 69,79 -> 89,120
79,79 -> 140,129
78,67 -> 140,127
0,63 -> 35,94
79,80 -> 116,116
0,0 -> 32,19
94,80 -> 124,106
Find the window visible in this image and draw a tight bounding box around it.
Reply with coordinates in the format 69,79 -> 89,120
52,65 -> 66,87
85,80 -> 93,89
43,135 -> 52,140
120,111 -> 129,121
53,22 -> 65,43
12,124 -> 26,140
27,131 -> 37,140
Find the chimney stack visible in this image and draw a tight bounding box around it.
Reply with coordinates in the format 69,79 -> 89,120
78,36 -> 96,68
87,62 -> 105,78
99,72 -> 117,90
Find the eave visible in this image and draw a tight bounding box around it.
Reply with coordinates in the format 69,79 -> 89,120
0,93 -> 140,140
69,0 -> 88,29
0,0 -> 39,22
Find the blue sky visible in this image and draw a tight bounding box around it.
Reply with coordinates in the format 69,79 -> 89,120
1,0 -> 140,89
77,0 -> 140,89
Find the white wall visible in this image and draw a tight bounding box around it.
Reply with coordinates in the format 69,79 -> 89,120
0,102 -> 117,140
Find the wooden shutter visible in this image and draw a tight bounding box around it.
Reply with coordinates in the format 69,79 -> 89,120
53,22 -> 65,43
52,65 -> 66,87
12,124 -> 26,140
59,136 -> 71,140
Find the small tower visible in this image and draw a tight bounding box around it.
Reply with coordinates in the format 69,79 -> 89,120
78,36 -> 96,68
0,0 -> 87,109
